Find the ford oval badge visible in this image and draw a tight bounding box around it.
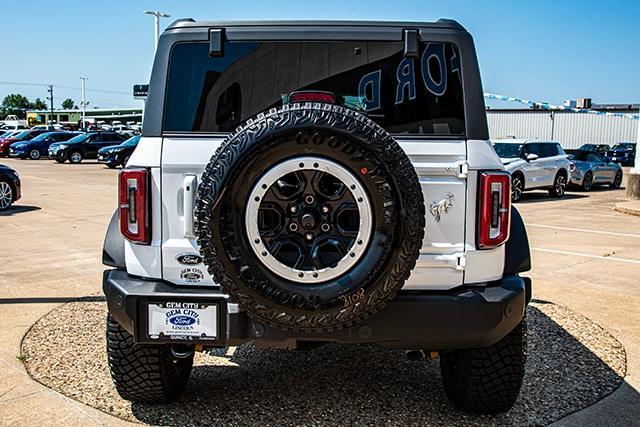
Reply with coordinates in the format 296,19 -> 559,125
168,315 -> 197,326
176,253 -> 203,265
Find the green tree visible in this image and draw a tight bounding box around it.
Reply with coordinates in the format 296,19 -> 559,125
31,98 -> 47,110
1,93 -> 31,119
61,98 -> 75,109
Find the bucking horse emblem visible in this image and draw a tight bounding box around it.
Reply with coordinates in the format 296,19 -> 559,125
429,193 -> 455,222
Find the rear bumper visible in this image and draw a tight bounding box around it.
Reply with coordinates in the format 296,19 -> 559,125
103,269 -> 531,350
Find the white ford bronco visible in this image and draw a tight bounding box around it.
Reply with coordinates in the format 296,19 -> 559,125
102,19 -> 532,414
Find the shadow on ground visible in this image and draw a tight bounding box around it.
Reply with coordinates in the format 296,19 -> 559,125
0,205 -> 40,216
22,301 -> 631,426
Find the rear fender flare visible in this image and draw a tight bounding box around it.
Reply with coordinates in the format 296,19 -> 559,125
103,209 -> 125,268
504,206 -> 530,275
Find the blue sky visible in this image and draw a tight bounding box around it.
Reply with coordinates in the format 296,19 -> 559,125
0,0 -> 638,109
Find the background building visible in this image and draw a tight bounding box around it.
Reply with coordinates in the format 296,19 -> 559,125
26,107 -> 142,128
487,103 -> 638,149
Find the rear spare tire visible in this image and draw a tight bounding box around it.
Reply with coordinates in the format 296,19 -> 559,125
195,103 -> 424,332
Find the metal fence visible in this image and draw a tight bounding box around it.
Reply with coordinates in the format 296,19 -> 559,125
487,110 -> 638,149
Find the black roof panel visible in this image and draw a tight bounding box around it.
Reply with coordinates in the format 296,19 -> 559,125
167,18 -> 466,32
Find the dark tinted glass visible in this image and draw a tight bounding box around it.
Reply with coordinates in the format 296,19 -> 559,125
524,143 -> 540,156
493,143 -> 523,158
164,41 -> 465,135
575,151 -> 589,161
538,144 -> 557,157
587,153 -> 604,162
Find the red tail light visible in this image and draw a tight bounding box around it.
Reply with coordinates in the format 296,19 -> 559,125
478,172 -> 511,249
119,168 -> 150,244
289,91 -> 335,104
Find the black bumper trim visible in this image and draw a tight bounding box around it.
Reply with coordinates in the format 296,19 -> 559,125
103,269 -> 530,349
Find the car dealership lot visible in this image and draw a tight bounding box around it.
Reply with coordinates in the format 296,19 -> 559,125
0,159 -> 639,423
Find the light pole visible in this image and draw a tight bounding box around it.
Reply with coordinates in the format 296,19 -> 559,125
79,77 -> 88,129
628,103 -> 640,199
144,10 -> 171,51
47,85 -> 54,127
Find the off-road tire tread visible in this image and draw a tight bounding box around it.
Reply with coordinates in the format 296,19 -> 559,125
195,103 -> 424,333
440,319 -> 527,414
106,314 -> 193,403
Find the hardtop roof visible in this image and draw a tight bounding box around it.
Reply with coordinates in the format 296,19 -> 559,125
166,18 -> 467,32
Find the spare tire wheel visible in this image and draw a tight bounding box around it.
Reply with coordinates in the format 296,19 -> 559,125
195,103 -> 425,332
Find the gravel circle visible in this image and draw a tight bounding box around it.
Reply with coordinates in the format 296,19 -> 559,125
21,300 -> 625,426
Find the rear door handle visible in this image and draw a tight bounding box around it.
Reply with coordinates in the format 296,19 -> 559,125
183,175 -> 197,238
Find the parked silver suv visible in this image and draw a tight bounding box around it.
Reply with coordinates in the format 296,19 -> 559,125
493,139 -> 571,202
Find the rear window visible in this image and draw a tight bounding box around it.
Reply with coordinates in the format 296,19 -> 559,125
163,41 -> 465,135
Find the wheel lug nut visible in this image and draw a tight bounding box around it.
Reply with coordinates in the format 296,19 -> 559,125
289,223 -> 299,232
305,232 -> 314,241
290,205 -> 298,214
321,223 -> 330,232
321,205 -> 330,214
305,195 -> 315,205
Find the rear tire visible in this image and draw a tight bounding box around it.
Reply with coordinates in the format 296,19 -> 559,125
69,151 -> 83,164
440,319 -> 527,414
581,172 -> 593,191
548,172 -> 566,198
106,314 -> 194,403
29,149 -> 41,160
610,171 -> 622,189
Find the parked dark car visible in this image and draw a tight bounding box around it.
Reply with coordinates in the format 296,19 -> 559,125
0,163 -> 21,210
0,129 -> 50,157
97,135 -> 140,168
9,131 -> 81,160
577,143 -> 610,156
607,142 -> 636,166
48,132 -> 127,164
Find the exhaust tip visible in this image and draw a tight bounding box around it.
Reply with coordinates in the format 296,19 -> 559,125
405,350 -> 425,362
171,345 -> 195,359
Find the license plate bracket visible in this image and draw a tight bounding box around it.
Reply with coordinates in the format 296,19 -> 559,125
138,298 -> 226,345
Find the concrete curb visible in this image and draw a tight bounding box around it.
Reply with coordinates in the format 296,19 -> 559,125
614,201 -> 640,217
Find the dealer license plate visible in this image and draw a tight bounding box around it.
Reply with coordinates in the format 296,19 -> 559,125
148,302 -> 218,340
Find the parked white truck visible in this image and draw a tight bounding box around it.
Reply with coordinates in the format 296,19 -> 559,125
102,19 -> 532,413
